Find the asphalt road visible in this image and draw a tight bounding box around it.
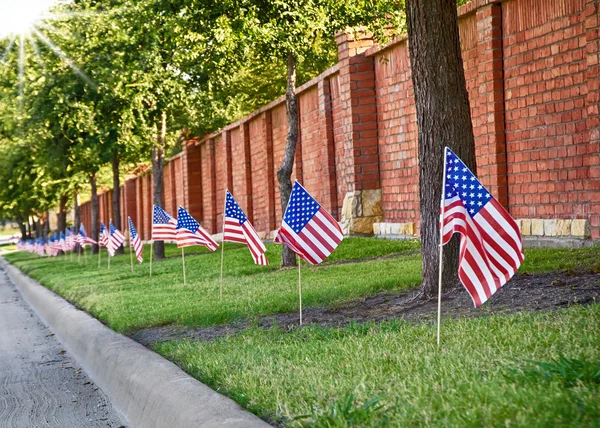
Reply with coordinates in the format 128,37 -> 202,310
0,266 -> 126,428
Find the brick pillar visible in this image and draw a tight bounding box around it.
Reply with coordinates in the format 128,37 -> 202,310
240,123 -> 254,222
183,141 -> 203,221
319,77 -> 339,219
136,177 -> 144,240
474,4 -> 509,208
585,0 -> 600,237
223,130 -> 234,191
335,30 -> 383,235
264,111 -> 276,232
207,139 -> 218,233
125,179 -> 137,229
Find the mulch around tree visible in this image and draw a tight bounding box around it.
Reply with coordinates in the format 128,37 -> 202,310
131,270 -> 600,347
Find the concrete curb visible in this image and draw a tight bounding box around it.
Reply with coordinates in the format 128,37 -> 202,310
0,257 -> 270,428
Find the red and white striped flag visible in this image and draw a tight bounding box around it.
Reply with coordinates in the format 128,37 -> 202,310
441,147 -> 524,307
99,222 -> 109,247
128,217 -> 143,263
274,181 -> 343,265
176,206 -> 218,251
152,205 -> 177,241
107,220 -> 125,257
223,190 -> 268,265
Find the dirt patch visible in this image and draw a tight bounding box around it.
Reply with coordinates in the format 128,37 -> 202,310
131,271 -> 600,347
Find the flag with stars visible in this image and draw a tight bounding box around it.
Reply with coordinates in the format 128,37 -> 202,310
442,147 -> 524,307
78,224 -> 97,247
152,205 -> 177,241
128,217 -> 143,263
223,190 -> 268,265
66,228 -> 75,250
99,222 -> 110,248
274,181 -> 343,265
59,232 -> 67,253
107,220 -> 125,257
176,206 -> 218,251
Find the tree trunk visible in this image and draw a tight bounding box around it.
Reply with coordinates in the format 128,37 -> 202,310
152,111 -> 167,260
112,150 -> 124,255
57,194 -> 68,234
406,0 -> 477,298
74,193 -> 81,254
44,211 -> 50,236
276,52 -> 299,268
16,213 -> 27,240
90,173 -> 99,255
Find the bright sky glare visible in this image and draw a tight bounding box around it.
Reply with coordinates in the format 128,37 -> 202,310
0,0 -> 59,39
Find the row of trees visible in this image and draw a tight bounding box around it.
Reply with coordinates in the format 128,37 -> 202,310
0,0 -> 476,296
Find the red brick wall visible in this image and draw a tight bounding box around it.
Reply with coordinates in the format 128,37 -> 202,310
79,0 -> 600,239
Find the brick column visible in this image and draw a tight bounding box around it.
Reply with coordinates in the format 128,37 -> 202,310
335,30 -> 382,235
240,123 -> 254,222
264,111 -> 276,232
474,4 -> 509,208
207,139 -> 218,233
135,177 -> 144,240
319,77 -> 339,219
223,130 -> 234,191
585,0 -> 600,237
124,179 -> 137,228
183,141 -> 203,222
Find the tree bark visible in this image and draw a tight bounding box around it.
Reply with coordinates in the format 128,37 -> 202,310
57,194 -> 68,234
112,150 -> 124,255
90,173 -> 99,255
152,111 -> 166,260
276,52 -> 299,268
406,0 -> 477,298
44,211 -> 50,236
16,213 -> 27,240
74,193 -> 81,253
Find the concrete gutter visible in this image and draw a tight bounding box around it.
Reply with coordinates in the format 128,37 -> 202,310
0,257 -> 270,428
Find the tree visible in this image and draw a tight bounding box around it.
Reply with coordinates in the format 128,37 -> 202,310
405,0 -> 477,297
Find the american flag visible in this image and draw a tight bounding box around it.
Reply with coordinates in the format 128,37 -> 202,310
128,217 -> 143,263
78,224 -> 97,247
99,222 -> 109,247
60,232 -> 67,253
107,220 -> 125,257
274,181 -> 344,265
66,228 -> 75,250
223,190 -> 268,265
441,147 -> 524,307
176,206 -> 218,251
152,205 -> 177,241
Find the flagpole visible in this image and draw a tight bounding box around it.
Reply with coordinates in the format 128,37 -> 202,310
108,249 -> 111,270
298,255 -> 302,325
181,247 -> 187,285
149,241 -> 153,278
129,232 -> 134,273
98,246 -> 101,268
83,245 -> 87,263
77,245 -> 81,263
437,148 -> 448,348
219,193 -> 227,301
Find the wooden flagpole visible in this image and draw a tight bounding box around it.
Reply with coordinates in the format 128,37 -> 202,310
298,255 -> 303,325
181,247 -> 187,285
149,241 -> 153,278
219,193 -> 227,301
437,148 -> 448,348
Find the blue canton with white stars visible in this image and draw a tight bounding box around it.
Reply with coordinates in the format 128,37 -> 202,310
225,191 -> 247,225
100,223 -> 106,234
283,182 -> 321,234
444,148 -> 492,217
129,218 -> 138,239
177,207 -> 199,233
153,206 -> 172,224
110,221 -> 118,236
80,224 -> 87,237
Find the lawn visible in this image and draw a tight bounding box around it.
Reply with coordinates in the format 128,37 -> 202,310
156,305 -> 600,426
4,238 -> 600,427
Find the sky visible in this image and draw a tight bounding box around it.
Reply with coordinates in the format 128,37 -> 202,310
0,0 -> 60,39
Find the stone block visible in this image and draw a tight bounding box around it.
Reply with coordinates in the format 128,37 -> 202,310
531,219 -> 544,236
349,216 -> 383,235
389,223 -> 401,235
257,231 -> 267,240
571,219 -> 591,238
373,222 -> 382,235
399,222 -> 415,236
544,219 -> 558,237
520,219 -> 531,236
361,189 -> 383,217
556,219 -> 572,236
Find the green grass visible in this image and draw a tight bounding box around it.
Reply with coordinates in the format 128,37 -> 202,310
155,305 -> 600,427
3,238 -> 421,332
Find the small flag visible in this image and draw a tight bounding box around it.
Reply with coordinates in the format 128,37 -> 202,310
60,232 -> 67,253
223,190 -> 268,265
274,181 -> 344,265
99,222 -> 110,247
441,147 -> 524,307
107,220 -> 125,257
78,224 -> 97,246
176,206 -> 218,251
128,217 -> 143,263
152,205 -> 177,241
